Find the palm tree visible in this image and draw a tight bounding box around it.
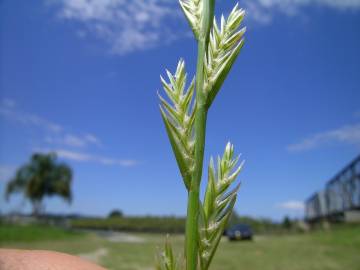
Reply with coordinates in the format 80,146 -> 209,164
5,153 -> 72,216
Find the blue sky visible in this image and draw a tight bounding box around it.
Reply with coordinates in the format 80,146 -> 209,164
0,0 -> 359,220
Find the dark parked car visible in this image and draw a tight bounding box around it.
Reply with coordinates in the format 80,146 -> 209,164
226,224 -> 253,240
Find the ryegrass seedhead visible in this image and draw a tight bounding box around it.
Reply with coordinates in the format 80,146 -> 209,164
204,4 -> 246,108
189,142 -> 243,270
157,1 -> 246,270
179,0 -> 203,39
159,60 -> 196,190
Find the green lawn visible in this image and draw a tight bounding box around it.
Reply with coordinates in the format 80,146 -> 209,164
1,224 -> 360,270
0,224 -> 83,242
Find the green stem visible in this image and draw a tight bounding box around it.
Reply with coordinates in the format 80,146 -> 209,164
185,106 -> 206,270
185,1 -> 214,270
185,189 -> 200,270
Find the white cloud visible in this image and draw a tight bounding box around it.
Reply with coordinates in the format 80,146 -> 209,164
277,200 -> 305,210
37,148 -> 137,167
45,133 -> 102,148
46,0 -> 360,36
1,98 -> 16,108
287,123 -> 360,152
1,98 -> 137,167
0,99 -> 62,133
49,0 -> 360,48
243,0 -> 360,23
0,98 -> 101,149
244,1 -> 273,24
48,0 -> 184,54
62,134 -> 88,147
0,165 -> 16,182
84,133 -> 101,145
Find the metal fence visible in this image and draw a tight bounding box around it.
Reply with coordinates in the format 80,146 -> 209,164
305,155 -> 360,221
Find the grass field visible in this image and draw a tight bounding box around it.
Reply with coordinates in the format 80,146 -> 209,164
1,224 -> 360,270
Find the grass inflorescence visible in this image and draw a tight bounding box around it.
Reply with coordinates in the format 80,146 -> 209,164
157,0 -> 246,270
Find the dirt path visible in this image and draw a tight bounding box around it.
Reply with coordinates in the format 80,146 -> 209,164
104,232 -> 145,243
77,231 -> 145,265
78,247 -> 108,264
85,230 -> 146,243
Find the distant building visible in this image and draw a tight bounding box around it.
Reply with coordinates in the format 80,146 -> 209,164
305,155 -> 360,223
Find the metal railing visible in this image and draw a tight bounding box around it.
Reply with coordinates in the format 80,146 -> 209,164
305,155 -> 360,221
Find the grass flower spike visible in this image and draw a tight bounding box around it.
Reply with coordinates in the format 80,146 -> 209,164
199,142 -> 244,270
156,236 -> 183,270
159,59 -> 196,190
157,1 -> 246,270
204,4 -> 245,107
179,0 -> 203,39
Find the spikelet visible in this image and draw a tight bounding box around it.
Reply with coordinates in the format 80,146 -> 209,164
198,142 -> 244,270
156,236 -> 183,270
179,0 -> 203,40
159,59 -> 196,190
158,1 -> 247,269
204,4 -> 246,108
